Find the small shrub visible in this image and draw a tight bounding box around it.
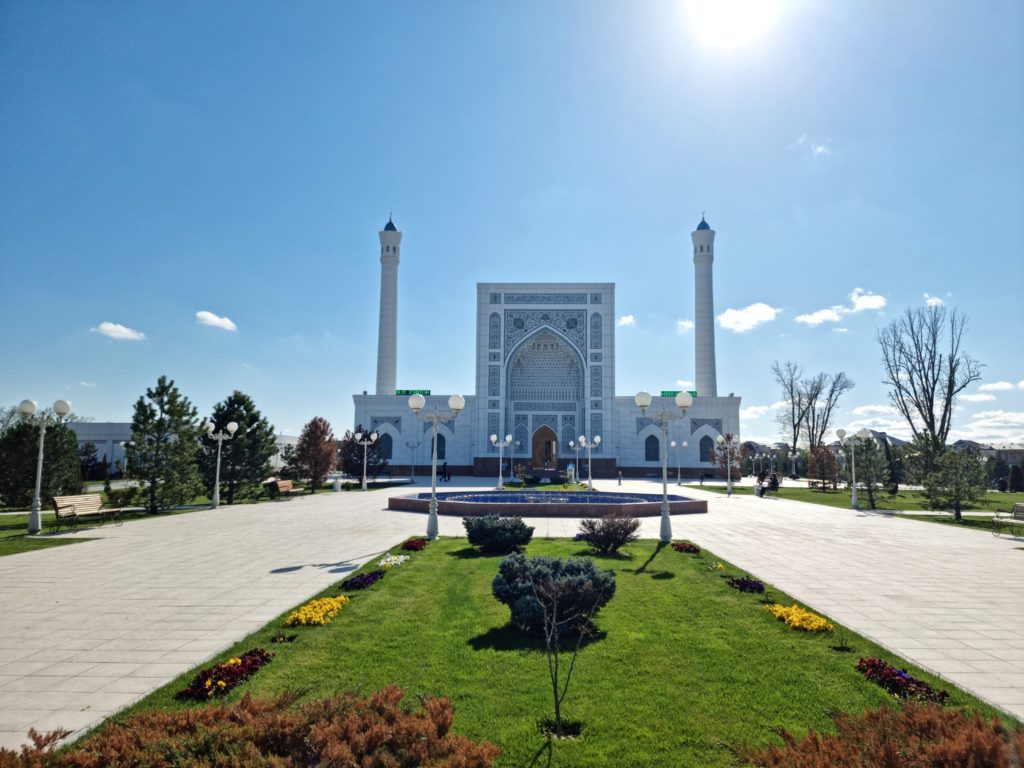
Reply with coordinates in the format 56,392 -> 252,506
492,553 -> 615,634
765,603 -> 833,632
744,701 -> 1020,767
105,487 -> 136,508
401,537 -> 428,551
671,541 -> 700,554
857,657 -> 949,704
284,596 -> 349,627
576,512 -> 640,553
341,569 -> 385,590
727,576 -> 765,593
464,515 -> 534,554
2,687 -> 500,766
177,648 -> 272,701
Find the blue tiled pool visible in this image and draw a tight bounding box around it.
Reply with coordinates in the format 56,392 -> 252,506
419,491 -> 688,505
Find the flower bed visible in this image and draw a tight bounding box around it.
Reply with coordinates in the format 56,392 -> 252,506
671,541 -> 700,554
728,576 -> 765,593
342,569 -> 386,590
379,554 -> 410,569
765,603 -> 833,632
284,595 -> 350,627
856,657 -> 950,704
177,648 -> 272,701
401,537 -> 428,551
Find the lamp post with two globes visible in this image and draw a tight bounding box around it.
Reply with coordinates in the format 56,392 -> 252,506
204,420 -> 238,509
671,439 -> 688,485
404,439 -> 421,483
578,434 -> 601,491
568,439 -> 581,484
408,393 -> 465,539
490,433 -> 512,489
836,428 -> 871,510
353,431 -> 378,491
19,399 -> 72,534
634,390 -> 693,543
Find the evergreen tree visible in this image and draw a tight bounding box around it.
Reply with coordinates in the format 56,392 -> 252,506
846,438 -> 890,510
0,416 -> 81,507
338,425 -> 389,480
127,375 -> 202,513
1009,464 -> 1024,493
199,391 -> 277,505
924,449 -> 988,520
78,441 -> 102,482
295,416 -> 336,491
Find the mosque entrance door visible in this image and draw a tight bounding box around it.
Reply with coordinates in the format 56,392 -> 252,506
531,426 -> 558,470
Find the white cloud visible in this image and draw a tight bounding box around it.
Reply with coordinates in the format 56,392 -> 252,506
833,327 -> 848,334
1019,381 -> 1024,390
795,307 -> 843,325
78,381 -> 96,389
196,310 -> 237,332
740,405 -> 772,419
949,410 -> 1024,445
979,381 -> 1014,392
852,404 -> 897,417
960,393 -> 996,402
617,315 -> 636,327
717,303 -> 781,333
91,321 -> 145,341
923,293 -> 944,307
811,143 -> 830,156
848,288 -> 886,312
676,379 -> 694,388
675,319 -> 694,334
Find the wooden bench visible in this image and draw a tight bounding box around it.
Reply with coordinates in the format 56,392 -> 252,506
993,503 -> 1024,538
266,479 -> 304,499
51,494 -> 125,533
807,480 -> 837,491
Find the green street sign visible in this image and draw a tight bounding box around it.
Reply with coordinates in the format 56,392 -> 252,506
396,389 -> 431,396
660,390 -> 698,397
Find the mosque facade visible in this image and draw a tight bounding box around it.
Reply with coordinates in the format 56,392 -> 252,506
352,216 -> 740,477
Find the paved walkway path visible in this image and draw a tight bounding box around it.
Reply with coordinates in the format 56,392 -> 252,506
0,479 -> 1021,750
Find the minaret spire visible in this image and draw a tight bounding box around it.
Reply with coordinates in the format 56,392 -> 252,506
376,216 -> 402,394
691,213 -> 717,397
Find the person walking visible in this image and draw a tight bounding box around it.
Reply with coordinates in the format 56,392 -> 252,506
617,470 -> 623,486
441,461 -> 449,482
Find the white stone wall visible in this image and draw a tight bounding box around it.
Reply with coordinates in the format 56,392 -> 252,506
353,394 -> 478,467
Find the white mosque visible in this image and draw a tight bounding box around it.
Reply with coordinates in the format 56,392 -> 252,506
352,215 -> 741,477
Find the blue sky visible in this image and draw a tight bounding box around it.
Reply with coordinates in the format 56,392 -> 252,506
2,1 -> 1022,444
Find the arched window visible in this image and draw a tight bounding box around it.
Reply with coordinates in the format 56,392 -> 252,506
488,312 -> 501,349
645,434 -> 660,462
435,433 -> 447,461
699,435 -> 714,462
378,433 -> 392,460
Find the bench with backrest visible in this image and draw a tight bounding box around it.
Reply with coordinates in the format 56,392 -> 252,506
993,503 -> 1024,537
51,494 -> 125,533
267,479 -> 304,499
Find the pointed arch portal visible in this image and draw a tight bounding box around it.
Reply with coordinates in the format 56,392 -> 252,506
531,425 -> 558,470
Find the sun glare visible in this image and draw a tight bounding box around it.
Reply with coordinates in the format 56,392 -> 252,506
682,0 -> 784,50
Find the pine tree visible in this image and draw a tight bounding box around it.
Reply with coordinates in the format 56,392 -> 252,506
924,449 -> 988,520
846,438 -> 890,510
78,441 -> 102,482
338,425 -> 389,480
0,417 -> 81,507
199,391 -> 277,505
295,416 -> 337,491
127,375 -> 202,513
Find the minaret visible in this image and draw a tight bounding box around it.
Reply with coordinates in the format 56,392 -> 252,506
375,215 -> 401,395
691,214 -> 718,397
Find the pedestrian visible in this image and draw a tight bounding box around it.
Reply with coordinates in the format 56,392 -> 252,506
617,470 -> 623,486
441,461 -> 449,482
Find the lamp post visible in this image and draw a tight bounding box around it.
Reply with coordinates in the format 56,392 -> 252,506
408,393 -> 464,540
119,440 -> 134,488
635,390 -> 693,543
716,433 -> 737,496
491,433 -> 512,489
405,440 -> 421,483
568,439 -> 581,485
353,431 -> 378,491
204,420 -> 238,509
577,434 -> 601,491
836,428 -> 871,510
19,399 -> 72,534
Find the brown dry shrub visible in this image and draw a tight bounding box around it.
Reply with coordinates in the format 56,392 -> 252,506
745,701 -> 1023,768
0,686 -> 499,768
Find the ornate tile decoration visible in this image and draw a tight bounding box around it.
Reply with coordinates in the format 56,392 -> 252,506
590,352 -> 602,362
488,312 -> 501,349
487,399 -> 500,409
635,417 -> 656,434
370,416 -> 402,434
504,293 -> 587,304
590,312 -> 602,349
423,421 -> 456,435
532,415 -> 558,434
488,365 -> 500,396
489,293 -> 502,304
590,366 -> 602,397
514,402 -> 576,412
513,417 -> 528,454
559,415 -> 576,450
504,309 -> 586,354
591,414 -> 603,452
691,418 -> 723,435
591,400 -> 602,411
590,293 -> 602,304
488,352 -> 500,362
487,412 -> 499,452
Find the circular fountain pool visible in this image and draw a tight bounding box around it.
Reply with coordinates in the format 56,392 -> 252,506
387,490 -> 707,517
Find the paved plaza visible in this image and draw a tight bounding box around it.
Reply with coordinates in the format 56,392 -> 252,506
0,480 -> 1022,749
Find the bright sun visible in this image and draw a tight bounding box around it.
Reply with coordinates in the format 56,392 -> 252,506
682,0 -> 784,50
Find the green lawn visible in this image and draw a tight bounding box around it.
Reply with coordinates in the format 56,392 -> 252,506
112,537 -> 1006,767
702,484 -> 1024,514
0,513 -> 93,557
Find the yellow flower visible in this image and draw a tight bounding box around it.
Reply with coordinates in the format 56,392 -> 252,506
764,603 -> 833,632
284,595 -> 351,627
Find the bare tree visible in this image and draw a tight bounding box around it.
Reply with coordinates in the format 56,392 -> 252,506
772,361 -> 809,474
878,306 -> 981,473
802,372 -> 855,450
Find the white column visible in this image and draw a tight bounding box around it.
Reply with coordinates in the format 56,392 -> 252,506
691,217 -> 717,397
376,219 -> 402,395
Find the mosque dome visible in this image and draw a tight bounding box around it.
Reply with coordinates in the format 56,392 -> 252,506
696,215 -> 710,231
383,216 -> 397,232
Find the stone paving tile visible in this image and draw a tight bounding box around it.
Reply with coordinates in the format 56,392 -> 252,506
0,479 -> 1022,750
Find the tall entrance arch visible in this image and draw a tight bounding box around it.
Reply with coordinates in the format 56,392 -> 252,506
531,425 -> 558,470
